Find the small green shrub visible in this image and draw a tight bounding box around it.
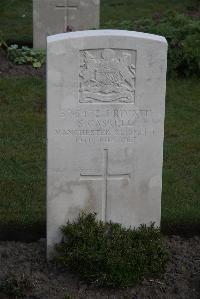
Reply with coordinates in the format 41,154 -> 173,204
7,45 -> 45,68
0,273 -> 32,298
54,213 -> 169,287
103,11 -> 200,77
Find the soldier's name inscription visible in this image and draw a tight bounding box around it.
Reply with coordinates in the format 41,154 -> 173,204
55,108 -> 156,144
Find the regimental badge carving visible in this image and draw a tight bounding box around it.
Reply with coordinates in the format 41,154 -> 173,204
79,49 -> 136,103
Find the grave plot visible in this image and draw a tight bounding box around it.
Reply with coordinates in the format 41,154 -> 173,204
47,30 -> 167,255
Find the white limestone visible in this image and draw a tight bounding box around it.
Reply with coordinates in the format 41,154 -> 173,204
47,30 -> 168,256
33,0 -> 100,48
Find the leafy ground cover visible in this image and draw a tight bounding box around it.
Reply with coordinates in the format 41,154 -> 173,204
55,214 -> 168,287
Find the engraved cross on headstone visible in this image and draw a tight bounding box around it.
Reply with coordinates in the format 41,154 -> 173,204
80,149 -> 131,222
55,0 -> 80,32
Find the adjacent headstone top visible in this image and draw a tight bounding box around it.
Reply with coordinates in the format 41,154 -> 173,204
47,30 -> 168,256
33,0 -> 100,48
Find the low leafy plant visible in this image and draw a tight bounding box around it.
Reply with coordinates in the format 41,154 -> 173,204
7,45 -> 45,68
54,213 -> 169,287
135,11 -> 200,77
0,273 -> 32,298
103,11 -> 200,77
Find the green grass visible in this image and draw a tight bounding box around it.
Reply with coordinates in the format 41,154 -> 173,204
101,0 -> 196,24
0,77 -> 46,239
0,77 -> 199,237
0,0 -> 197,45
0,0 -> 32,45
162,78 -> 200,234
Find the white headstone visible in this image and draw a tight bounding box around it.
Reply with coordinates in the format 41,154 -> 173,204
47,30 -> 167,256
33,0 -> 100,48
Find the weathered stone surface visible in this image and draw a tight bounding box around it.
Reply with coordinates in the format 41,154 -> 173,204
33,0 -> 100,48
47,30 -> 167,256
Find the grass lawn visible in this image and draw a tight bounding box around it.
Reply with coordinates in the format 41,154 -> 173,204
0,0 -> 32,45
101,0 -> 195,24
0,77 -> 46,240
162,79 -> 200,234
0,0 -> 197,45
0,76 -> 199,238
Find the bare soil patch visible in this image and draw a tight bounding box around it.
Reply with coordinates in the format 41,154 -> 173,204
0,236 -> 200,299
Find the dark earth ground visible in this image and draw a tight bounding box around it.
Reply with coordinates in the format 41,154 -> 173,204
0,236 -> 200,299
0,49 -> 200,298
